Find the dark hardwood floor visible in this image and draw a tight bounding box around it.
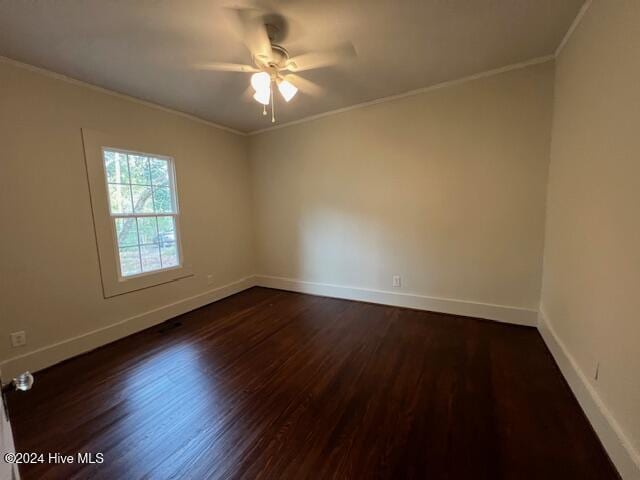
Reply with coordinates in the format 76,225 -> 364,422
7,287 -> 618,479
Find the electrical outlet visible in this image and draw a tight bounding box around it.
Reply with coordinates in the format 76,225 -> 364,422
207,274 -> 214,285
392,275 -> 402,288
10,331 -> 26,348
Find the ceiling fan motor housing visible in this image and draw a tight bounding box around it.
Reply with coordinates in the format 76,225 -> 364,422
252,13 -> 292,71
270,44 -> 289,67
254,43 -> 290,71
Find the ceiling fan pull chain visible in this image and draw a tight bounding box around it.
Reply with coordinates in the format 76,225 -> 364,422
271,84 -> 276,123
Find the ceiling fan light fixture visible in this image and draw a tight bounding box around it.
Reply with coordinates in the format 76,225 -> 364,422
253,88 -> 270,105
250,71 -> 271,92
277,79 -> 298,102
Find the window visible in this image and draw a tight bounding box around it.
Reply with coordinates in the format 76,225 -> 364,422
102,149 -> 182,278
82,129 -> 191,297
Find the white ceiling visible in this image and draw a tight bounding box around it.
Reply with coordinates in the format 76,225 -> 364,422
0,0 -> 584,133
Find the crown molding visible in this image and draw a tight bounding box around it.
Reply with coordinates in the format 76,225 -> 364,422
248,1 -> 590,136
247,55 -> 554,135
555,1 -> 592,58
0,55 -> 247,137
3,0 -> 588,140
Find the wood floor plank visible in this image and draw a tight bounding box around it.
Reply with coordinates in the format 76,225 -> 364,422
6,287 -> 619,479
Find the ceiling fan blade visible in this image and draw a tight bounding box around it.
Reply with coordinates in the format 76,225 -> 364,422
286,42 -> 357,72
193,62 -> 258,73
226,7 -> 273,64
284,74 -> 324,97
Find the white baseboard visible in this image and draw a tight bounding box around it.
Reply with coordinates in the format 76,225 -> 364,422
0,274 -> 535,381
4,272 -> 636,479
538,309 -> 640,480
254,275 -> 538,326
0,276 -> 256,381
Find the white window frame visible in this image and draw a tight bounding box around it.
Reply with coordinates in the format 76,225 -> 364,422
101,147 -> 184,281
82,128 -> 193,298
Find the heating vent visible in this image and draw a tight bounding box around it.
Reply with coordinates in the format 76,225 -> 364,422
157,320 -> 182,334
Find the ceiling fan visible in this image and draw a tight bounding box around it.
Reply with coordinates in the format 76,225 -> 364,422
196,8 -> 357,123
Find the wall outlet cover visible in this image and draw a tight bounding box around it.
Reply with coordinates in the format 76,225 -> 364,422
10,331 -> 26,348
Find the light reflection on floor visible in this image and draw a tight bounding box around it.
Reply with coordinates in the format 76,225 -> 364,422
101,342 -> 230,475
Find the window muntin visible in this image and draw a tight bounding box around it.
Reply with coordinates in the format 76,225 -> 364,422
102,149 -> 181,278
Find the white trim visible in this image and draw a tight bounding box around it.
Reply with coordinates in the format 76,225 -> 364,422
101,147 -> 184,281
555,1 -> 593,57
0,369 -> 20,480
1,53 -> 554,138
538,309 -> 640,480
0,276 -> 256,381
83,128 -> 197,297
2,53 -> 557,137
0,55 -> 246,137
247,55 -> 554,135
255,275 -> 538,326
0,275 -> 536,383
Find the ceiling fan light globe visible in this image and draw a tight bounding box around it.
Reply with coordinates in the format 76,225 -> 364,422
278,80 -> 298,102
250,72 -> 271,92
253,88 -> 270,105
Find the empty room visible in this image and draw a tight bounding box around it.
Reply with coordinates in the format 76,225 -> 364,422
1,1 -> 638,479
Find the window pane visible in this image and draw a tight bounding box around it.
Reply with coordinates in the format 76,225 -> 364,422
132,185 -> 154,213
119,246 -> 141,277
140,244 -> 162,272
104,151 -> 130,184
150,158 -> 169,186
157,216 -> 177,259
157,215 -> 175,235
115,218 -> 138,247
153,186 -> 174,213
108,184 -> 133,214
129,155 -> 151,185
103,150 -> 180,280
137,217 -> 158,244
160,244 -> 179,268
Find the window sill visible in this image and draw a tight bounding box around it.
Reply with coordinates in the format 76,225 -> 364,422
104,266 -> 194,298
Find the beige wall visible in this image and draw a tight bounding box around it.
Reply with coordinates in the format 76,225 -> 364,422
0,59 -> 555,372
541,0 -> 640,469
250,62 -> 554,311
0,60 -> 254,371
1,10 -> 637,472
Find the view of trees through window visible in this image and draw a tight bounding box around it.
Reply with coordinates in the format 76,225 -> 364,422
103,149 -> 180,277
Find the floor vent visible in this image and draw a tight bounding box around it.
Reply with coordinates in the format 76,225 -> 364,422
157,320 -> 182,334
